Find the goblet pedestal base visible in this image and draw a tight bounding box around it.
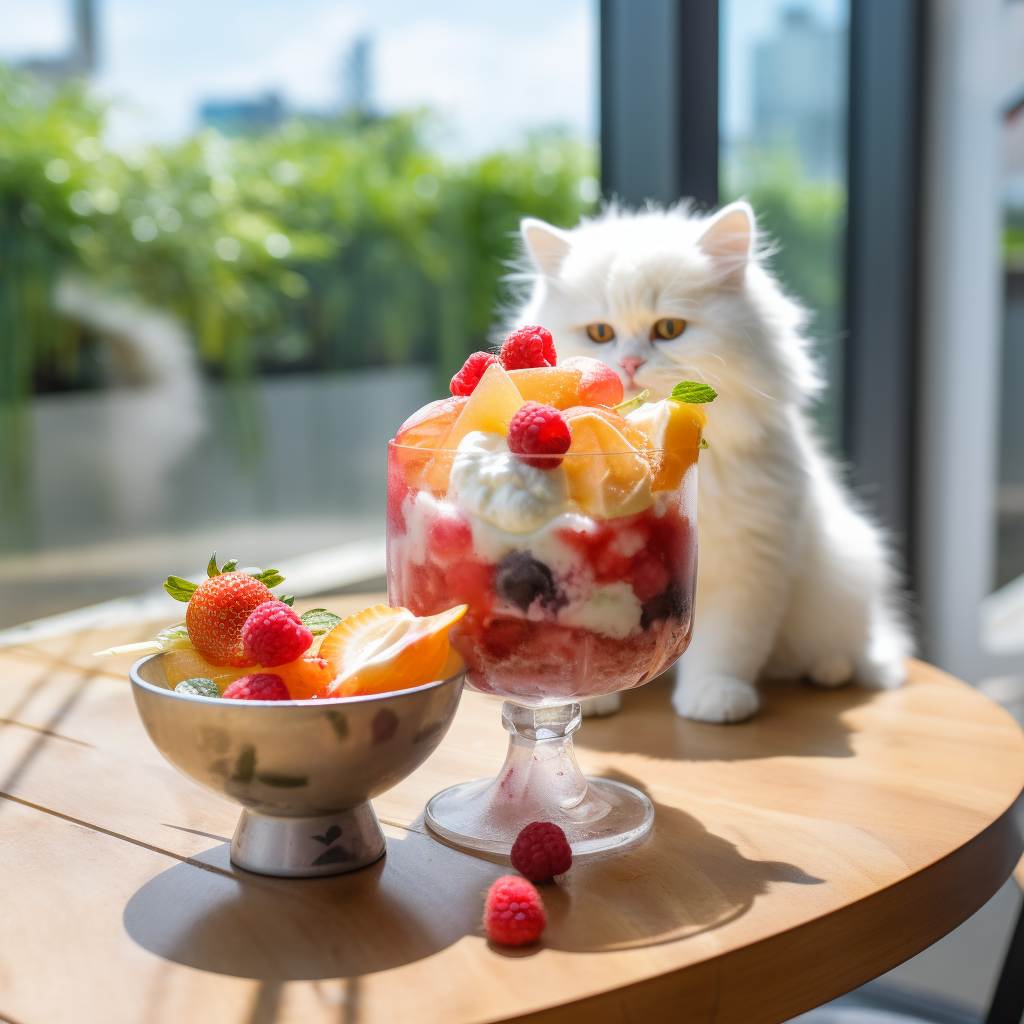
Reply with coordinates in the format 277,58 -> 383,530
425,701 -> 654,855
230,804 -> 386,877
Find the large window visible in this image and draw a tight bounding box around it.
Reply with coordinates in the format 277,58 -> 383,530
996,95 -> 1024,590
719,0 -> 849,448
0,0 -> 598,628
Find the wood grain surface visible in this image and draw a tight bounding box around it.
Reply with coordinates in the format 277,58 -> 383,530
0,596 -> 1022,1024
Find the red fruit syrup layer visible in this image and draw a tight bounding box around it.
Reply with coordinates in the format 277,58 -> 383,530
387,487 -> 696,704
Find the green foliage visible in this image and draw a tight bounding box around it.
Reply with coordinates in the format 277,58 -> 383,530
0,68 -> 595,389
722,147 -> 847,446
0,64 -> 596,540
1005,207 -> 1024,271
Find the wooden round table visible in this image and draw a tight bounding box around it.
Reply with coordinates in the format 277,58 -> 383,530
0,596 -> 1022,1024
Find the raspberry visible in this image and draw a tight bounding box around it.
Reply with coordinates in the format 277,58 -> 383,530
451,351 -> 499,396
510,821 -> 573,881
507,402 -> 571,469
185,572 -> 274,667
222,673 -> 291,700
500,325 -> 556,370
241,600 -> 313,667
483,875 -> 546,946
626,553 -> 671,603
427,510 -> 474,560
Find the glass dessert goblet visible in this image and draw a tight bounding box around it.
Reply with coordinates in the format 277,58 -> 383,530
387,436 -> 699,855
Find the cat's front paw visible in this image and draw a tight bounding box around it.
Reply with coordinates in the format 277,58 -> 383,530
807,655 -> 853,688
673,674 -> 759,723
856,656 -> 907,690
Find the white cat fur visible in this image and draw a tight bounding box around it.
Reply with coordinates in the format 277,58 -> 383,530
511,202 -> 912,723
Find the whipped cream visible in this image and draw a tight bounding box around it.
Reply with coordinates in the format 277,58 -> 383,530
449,431 -> 569,534
626,399 -> 671,447
561,581 -> 642,639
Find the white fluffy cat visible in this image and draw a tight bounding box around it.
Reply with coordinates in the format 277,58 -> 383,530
510,202 -> 912,723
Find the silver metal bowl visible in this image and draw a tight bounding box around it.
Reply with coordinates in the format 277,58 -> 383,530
130,653 -> 465,877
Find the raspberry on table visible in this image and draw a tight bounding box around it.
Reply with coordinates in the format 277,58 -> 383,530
510,821 -> 573,882
507,402 -> 572,469
500,326 -> 556,370
222,673 -> 291,701
451,351 -> 499,396
483,875 -> 547,946
241,600 -> 313,667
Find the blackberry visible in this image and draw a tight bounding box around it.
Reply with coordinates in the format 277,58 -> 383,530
640,582 -> 686,629
495,551 -> 558,611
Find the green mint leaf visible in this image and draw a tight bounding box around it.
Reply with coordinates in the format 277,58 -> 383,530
221,558 -> 238,573
281,594 -> 295,606
164,576 -> 198,602
174,678 -> 220,698
670,380 -> 717,404
206,553 -> 220,578
252,569 -> 285,588
301,608 -> 342,635
613,389 -> 650,416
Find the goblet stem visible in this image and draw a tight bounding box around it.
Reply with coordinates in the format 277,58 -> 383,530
425,699 -> 654,855
493,701 -> 589,815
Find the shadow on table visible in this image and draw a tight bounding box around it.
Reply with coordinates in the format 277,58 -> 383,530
576,674 -> 875,763
124,780 -> 821,978
540,770 -> 824,954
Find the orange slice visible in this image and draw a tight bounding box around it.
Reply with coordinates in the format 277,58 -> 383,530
439,363 -> 524,450
319,604 -> 467,698
561,410 -> 654,518
273,656 -> 336,700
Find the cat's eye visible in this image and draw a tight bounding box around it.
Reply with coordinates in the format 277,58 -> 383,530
652,318 -> 687,340
585,323 -> 616,343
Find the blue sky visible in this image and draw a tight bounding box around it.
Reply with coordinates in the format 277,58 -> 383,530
0,0 -> 847,154
721,0 -> 848,140
0,0 -> 598,156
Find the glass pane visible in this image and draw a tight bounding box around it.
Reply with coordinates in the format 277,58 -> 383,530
995,98 -> 1024,589
0,0 -> 598,628
719,0 -> 849,448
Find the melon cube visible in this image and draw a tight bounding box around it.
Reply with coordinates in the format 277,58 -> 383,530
396,396 -> 468,448
564,404 -> 653,451
561,356 -> 624,407
440,363 -> 524,450
162,650 -> 245,693
562,409 -> 653,518
508,365 -> 582,409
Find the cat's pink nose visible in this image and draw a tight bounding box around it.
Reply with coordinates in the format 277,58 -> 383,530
619,356 -> 645,379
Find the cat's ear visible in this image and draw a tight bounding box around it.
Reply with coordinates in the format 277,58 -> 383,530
521,218 -> 572,277
697,202 -> 754,287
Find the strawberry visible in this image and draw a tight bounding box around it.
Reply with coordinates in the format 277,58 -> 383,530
164,554 -> 287,668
